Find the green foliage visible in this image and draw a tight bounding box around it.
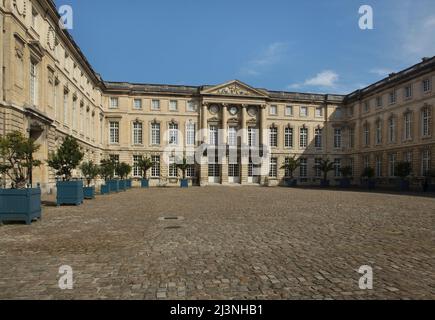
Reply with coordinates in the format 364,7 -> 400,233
137,156 -> 153,179
47,136 -> 84,181
395,161 -> 412,180
0,131 -> 41,189
116,162 -> 132,179
361,167 -> 375,179
280,156 -> 300,179
99,158 -> 116,181
340,166 -> 353,178
79,161 -> 100,187
176,158 -> 190,179
314,158 -> 335,181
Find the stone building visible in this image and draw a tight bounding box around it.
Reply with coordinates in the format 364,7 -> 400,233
0,0 -> 434,193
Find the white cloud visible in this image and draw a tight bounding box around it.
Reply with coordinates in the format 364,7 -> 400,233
239,42 -> 288,77
288,70 -> 339,90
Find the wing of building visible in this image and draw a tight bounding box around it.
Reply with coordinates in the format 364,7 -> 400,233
0,0 -> 434,193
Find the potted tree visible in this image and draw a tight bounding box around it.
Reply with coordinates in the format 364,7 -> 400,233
0,131 -> 42,225
395,161 -> 412,192
176,158 -> 190,188
116,162 -> 132,191
339,166 -> 353,188
99,159 -> 115,194
315,158 -> 335,187
47,136 -> 84,206
80,161 -> 100,199
281,156 -> 300,187
361,167 -> 376,190
103,159 -> 120,193
137,156 -> 153,188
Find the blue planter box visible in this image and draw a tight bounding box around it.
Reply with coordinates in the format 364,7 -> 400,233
141,179 -> 149,188
57,180 -> 84,206
340,178 -> 351,188
0,188 -> 41,225
180,179 -> 189,188
107,180 -> 119,193
101,184 -> 110,195
83,186 -> 95,199
126,179 -> 132,188
284,179 -> 297,187
119,180 -> 127,191
320,180 -> 330,187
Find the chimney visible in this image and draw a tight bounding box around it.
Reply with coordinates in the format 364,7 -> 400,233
422,57 -> 430,62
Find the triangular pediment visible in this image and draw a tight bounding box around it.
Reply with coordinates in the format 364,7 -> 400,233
201,80 -> 269,98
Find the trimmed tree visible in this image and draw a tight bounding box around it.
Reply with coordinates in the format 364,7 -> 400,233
47,136 -> 84,181
314,158 -> 335,186
80,161 -> 100,187
0,131 -> 41,189
176,157 -> 190,188
281,156 -> 300,180
116,162 -> 132,180
137,156 -> 153,179
100,159 -> 116,181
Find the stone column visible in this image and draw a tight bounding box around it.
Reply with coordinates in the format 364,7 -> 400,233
200,103 -> 209,186
221,104 -> 229,184
240,105 -> 249,184
201,103 -> 208,143
259,104 -> 268,185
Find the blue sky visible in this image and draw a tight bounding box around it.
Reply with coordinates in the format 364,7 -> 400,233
55,0 -> 435,94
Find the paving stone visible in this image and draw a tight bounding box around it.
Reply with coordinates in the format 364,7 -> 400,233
0,187 -> 433,300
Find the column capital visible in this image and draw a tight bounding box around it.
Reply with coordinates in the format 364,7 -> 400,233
260,104 -> 268,110
222,103 -> 229,108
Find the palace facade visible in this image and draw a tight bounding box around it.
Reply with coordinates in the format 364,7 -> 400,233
1,0 -> 434,193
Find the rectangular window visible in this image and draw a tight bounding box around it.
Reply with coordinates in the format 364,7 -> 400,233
169,100 -> 178,111
209,125 -> 218,146
314,158 -> 321,177
269,127 -> 278,147
285,106 -> 293,116
315,107 -> 323,118
375,122 -> 382,144
404,151 -> 413,165
364,125 -> 370,146
315,128 -> 322,148
151,123 -> 160,145
334,129 -> 342,148
284,127 -> 293,148
404,85 -> 413,99
334,159 -> 341,177
186,123 -> 196,146
300,158 -> 307,178
269,158 -> 278,178
168,156 -> 177,178
300,128 -> 308,148
376,156 -> 382,177
169,123 -> 179,145
422,108 -> 430,137
364,101 -> 370,113
300,106 -> 308,117
422,150 -> 430,176
63,91 -> 68,124
349,128 -> 355,149
228,126 -> 237,146
109,122 -> 119,144
363,155 -> 370,169
248,127 -> 257,147
110,97 -> 119,109
133,122 -> 143,145
376,96 -> 383,108
228,162 -> 240,178
187,101 -> 197,112
208,156 -> 220,178
72,98 -> 77,130
152,99 -> 160,110
133,99 -> 142,109
389,154 -> 397,177
151,156 -> 160,177
30,60 -> 38,105
423,79 -> 431,93
388,118 -> 395,143
389,90 -> 396,104
133,155 -> 141,177
270,105 -> 277,115
404,113 -> 412,140
186,164 -> 196,178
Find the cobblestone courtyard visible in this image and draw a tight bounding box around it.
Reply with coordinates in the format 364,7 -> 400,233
0,187 -> 433,300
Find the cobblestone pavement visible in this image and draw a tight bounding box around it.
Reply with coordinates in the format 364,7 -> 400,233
0,186 -> 434,300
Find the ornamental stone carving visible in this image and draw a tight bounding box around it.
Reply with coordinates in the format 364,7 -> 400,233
14,0 -> 26,16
